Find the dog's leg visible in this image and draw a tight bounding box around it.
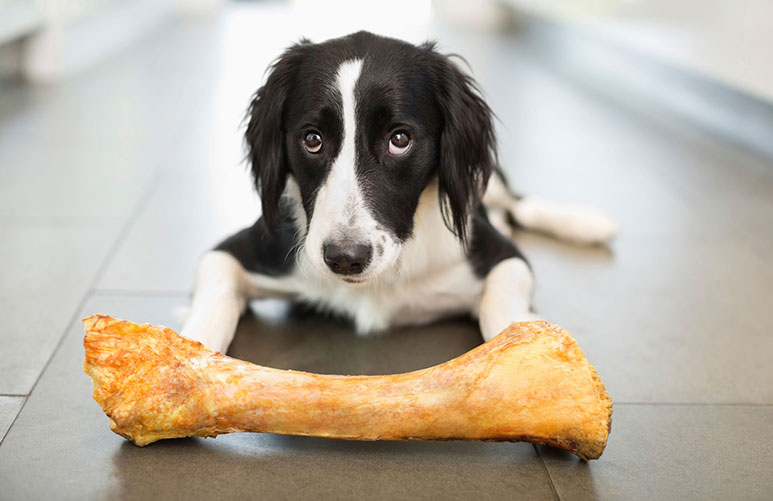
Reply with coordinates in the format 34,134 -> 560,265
181,251 -> 251,353
512,196 -> 618,245
477,257 -> 538,342
181,212 -> 302,354
484,172 -> 618,245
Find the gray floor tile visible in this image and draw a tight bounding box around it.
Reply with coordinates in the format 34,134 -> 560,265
541,404 -> 773,500
519,232 -> 773,404
231,302 -> 485,375
0,294 -> 555,500
0,396 -> 24,443
0,137 -> 159,224
95,147 -> 261,293
0,34 -> 200,146
655,137 -> 773,256
0,224 -> 119,394
0,22 -> 237,227
452,25 -> 773,406
485,30 -> 773,247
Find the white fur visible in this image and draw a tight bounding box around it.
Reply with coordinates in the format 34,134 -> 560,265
303,59 -> 402,282
512,196 -> 618,245
181,251 -> 249,353
291,180 -> 482,333
182,176 -> 536,351
484,175 -> 618,245
182,250 -> 307,352
182,173 -> 614,352
478,258 -> 537,342
183,180 -> 487,351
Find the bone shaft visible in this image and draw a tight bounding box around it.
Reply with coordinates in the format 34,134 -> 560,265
207,360 -> 481,439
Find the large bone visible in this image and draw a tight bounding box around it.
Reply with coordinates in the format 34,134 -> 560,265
83,315 -> 612,460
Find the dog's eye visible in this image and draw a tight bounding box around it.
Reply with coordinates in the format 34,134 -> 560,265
388,132 -> 411,155
303,132 -> 323,153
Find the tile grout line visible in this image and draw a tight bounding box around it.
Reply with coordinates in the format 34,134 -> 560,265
0,396 -> 29,445
87,175 -> 165,289
533,445 -> 561,500
615,402 -> 773,407
0,396 -> 28,446
0,172 -> 164,448
91,288 -> 190,297
0,293 -> 92,448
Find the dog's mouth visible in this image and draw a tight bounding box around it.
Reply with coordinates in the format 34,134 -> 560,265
307,257 -> 375,285
326,266 -> 385,287
337,271 -> 380,286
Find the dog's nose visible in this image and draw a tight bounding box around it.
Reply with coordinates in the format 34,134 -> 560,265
323,242 -> 372,275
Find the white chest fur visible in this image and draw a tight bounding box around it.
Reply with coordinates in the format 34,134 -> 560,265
294,254 -> 483,333
249,182 -> 485,333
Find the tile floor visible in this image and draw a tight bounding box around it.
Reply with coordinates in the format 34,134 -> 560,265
1,3 -> 772,499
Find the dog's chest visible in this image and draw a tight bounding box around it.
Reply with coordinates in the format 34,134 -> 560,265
296,259 -> 483,333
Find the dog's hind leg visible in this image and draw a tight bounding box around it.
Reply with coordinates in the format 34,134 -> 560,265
483,171 -> 618,245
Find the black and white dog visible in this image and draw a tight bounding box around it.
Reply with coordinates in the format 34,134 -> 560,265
181,31 -> 617,353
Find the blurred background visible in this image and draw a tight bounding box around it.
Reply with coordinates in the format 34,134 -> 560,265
1,1 -> 772,499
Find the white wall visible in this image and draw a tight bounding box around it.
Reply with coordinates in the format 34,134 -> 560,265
505,0 -> 773,101
0,0 -> 221,82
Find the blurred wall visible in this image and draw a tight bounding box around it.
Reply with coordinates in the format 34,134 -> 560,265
504,0 -> 773,102
0,0 -> 224,82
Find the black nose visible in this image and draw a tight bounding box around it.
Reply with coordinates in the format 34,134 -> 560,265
323,242 -> 372,275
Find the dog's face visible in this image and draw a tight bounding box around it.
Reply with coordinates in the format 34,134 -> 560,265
246,32 -> 494,284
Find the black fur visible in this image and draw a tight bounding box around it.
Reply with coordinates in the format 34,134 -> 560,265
468,206 -> 528,278
425,44 -> 496,243
352,34 -> 443,241
232,31 -> 523,283
245,42 -> 309,230
214,202 -> 298,277
245,32 -> 496,243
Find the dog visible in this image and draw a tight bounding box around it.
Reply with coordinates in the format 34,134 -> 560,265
181,31 -> 617,354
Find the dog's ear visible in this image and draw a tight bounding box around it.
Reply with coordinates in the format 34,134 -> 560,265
426,45 -> 496,242
245,42 -> 309,231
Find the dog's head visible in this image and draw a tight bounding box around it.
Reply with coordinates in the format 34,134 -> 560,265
246,31 -> 495,284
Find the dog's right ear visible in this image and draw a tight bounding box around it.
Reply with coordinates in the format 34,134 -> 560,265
245,42 -> 309,231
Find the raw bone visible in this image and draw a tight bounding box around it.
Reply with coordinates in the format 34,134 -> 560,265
83,315 -> 612,460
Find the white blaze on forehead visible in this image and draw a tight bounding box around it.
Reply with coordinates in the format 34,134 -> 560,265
308,58 -> 365,236
302,58 -> 404,283
327,58 -> 363,218
336,59 -> 363,173
300,58 -> 415,283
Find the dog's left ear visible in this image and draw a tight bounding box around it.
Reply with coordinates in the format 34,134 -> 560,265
426,45 -> 496,243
